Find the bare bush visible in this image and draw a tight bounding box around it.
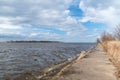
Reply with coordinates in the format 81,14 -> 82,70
114,25 -> 120,40
100,32 -> 115,42
98,32 -> 115,52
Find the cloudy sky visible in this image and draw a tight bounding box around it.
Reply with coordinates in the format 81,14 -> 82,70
0,0 -> 120,42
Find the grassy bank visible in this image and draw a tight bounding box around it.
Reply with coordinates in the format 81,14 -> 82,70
98,30 -> 120,79
99,41 -> 120,79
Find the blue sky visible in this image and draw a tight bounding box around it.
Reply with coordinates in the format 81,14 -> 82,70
0,0 -> 120,42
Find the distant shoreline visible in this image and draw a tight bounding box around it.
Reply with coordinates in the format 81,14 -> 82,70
6,41 -> 62,43
0,40 -> 95,44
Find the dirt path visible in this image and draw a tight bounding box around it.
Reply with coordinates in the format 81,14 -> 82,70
56,47 -> 117,80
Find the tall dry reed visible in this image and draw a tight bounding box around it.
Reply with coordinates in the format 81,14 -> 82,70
98,32 -> 115,52
98,31 -> 120,79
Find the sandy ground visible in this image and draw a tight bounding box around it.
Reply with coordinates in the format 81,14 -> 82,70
56,47 -> 117,80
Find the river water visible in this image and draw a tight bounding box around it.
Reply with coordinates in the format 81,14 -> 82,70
0,42 -> 95,79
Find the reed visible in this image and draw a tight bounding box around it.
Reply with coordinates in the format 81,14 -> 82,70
99,40 -> 120,79
106,42 -> 120,79
98,31 -> 120,79
98,32 -> 115,52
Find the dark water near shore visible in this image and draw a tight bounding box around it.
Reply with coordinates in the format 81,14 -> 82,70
0,42 -> 95,79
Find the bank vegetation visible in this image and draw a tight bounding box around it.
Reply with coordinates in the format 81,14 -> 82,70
98,26 -> 120,79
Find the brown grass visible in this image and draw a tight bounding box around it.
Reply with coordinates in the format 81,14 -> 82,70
98,32 -> 115,52
107,42 -> 120,78
98,29 -> 120,79
99,41 -> 120,79
100,32 -> 115,42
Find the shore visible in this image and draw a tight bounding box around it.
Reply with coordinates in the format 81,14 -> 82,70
5,45 -> 118,80
53,46 -> 117,80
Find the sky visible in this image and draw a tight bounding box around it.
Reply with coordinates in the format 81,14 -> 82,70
0,0 -> 120,42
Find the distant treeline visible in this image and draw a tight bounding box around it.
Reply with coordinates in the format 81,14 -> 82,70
7,40 -> 62,43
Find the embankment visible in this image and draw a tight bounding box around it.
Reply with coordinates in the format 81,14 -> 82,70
8,44 -> 118,80
36,47 -> 94,80
12,47 -> 94,80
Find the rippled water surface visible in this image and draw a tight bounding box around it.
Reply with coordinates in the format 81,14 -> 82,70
0,42 -> 95,79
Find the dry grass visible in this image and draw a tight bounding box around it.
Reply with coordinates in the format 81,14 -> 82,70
97,33 -> 120,78
99,41 -> 120,79
100,32 -> 115,42
98,32 -> 115,52
106,42 -> 120,79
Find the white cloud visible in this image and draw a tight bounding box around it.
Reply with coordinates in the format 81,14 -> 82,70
0,16 -> 22,30
79,16 -> 93,22
28,32 -> 62,40
79,0 -> 120,27
0,0 -> 86,40
0,24 -> 22,29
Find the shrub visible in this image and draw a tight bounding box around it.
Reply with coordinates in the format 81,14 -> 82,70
114,25 -> 120,40
100,32 -> 115,42
98,32 -> 115,52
